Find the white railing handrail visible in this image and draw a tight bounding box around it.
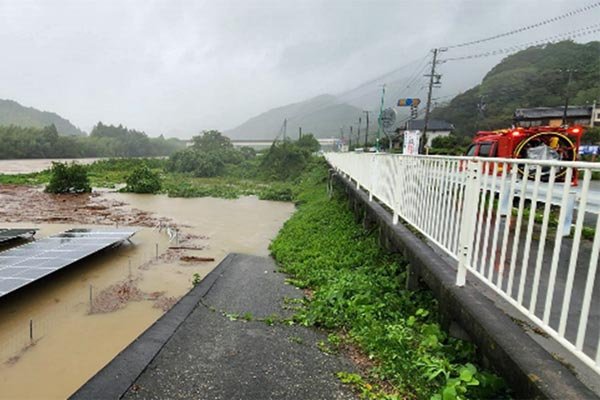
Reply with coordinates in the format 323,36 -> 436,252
326,151 -> 600,377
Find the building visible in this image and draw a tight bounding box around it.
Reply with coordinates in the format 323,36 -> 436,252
397,119 -> 455,148
514,104 -> 600,128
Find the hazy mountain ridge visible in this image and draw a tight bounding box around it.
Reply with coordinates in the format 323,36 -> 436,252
225,94 -> 364,139
0,99 -> 85,136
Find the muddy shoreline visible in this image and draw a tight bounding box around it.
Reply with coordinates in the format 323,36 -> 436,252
0,184 -> 295,399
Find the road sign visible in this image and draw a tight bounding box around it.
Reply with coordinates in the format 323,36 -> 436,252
380,107 -> 396,132
403,130 -> 421,155
397,98 -> 421,107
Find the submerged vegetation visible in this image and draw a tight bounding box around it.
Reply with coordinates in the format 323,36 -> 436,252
0,130 -> 321,202
270,160 -> 506,399
45,162 -> 91,194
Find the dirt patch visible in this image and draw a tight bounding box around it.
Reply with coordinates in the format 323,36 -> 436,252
91,279 -> 181,314
0,185 -> 163,227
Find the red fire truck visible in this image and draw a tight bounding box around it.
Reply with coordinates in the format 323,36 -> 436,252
466,125 -> 584,183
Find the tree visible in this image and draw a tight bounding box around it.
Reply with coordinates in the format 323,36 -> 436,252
192,130 -> 233,153
45,162 -> 91,193
124,164 -> 162,193
296,133 -> 320,153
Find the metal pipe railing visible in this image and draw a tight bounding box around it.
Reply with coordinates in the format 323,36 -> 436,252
326,152 -> 600,376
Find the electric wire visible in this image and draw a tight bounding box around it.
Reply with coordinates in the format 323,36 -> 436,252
442,23 -> 600,62
445,2 -> 600,49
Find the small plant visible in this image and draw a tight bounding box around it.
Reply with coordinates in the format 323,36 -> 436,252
191,273 -> 202,286
45,162 -> 91,194
124,164 -> 162,194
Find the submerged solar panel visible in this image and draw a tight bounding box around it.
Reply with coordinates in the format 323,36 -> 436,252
0,228 -> 136,298
0,228 -> 37,244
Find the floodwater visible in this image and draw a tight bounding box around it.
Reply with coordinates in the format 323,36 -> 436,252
0,158 -> 107,174
0,194 -> 294,399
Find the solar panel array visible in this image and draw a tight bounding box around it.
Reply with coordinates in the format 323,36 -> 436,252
0,228 -> 136,298
0,228 -> 37,244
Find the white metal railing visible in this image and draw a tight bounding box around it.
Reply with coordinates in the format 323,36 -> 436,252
326,152 -> 600,376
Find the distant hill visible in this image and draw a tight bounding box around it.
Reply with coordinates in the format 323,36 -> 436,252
0,99 -> 85,136
431,41 -> 600,136
225,94 -> 365,139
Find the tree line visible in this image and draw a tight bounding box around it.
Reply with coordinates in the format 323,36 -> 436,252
0,122 -> 186,159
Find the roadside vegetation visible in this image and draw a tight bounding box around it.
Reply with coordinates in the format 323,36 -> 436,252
270,160 -> 507,400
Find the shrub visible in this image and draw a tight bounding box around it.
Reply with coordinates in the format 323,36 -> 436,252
260,141 -> 309,181
45,162 -> 91,193
167,148 -> 225,177
258,183 -> 294,201
124,164 -> 162,193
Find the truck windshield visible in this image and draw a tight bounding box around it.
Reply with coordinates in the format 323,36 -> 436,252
466,145 -> 476,156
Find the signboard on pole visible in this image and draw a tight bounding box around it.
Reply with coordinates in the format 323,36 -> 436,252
380,108 -> 396,132
403,130 -> 421,155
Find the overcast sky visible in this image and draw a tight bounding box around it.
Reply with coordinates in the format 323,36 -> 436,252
1,0 -> 598,138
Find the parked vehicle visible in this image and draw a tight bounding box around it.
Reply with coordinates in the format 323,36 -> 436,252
466,125 -> 584,183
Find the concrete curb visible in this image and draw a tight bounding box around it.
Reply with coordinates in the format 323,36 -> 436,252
332,171 -> 597,400
70,254 -> 236,400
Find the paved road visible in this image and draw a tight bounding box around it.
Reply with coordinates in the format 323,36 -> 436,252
75,254 -> 358,400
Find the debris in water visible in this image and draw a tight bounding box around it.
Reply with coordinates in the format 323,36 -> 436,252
179,256 -> 215,262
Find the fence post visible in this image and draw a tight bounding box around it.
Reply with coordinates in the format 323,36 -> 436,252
456,159 -> 480,286
562,190 -> 577,237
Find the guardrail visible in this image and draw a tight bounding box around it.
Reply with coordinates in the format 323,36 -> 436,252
326,152 -> 600,376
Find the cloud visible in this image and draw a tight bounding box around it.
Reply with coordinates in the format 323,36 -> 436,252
0,0 -> 597,138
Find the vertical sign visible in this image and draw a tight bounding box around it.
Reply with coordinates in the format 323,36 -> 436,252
403,130 -> 421,155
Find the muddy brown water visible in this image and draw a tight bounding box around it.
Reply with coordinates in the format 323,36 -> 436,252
0,193 -> 294,399
0,158 -> 108,174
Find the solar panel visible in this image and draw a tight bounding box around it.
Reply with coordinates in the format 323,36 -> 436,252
0,228 -> 37,244
0,228 -> 136,298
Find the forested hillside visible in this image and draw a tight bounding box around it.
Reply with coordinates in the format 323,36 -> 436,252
0,123 -> 185,159
432,41 -> 600,136
0,99 -> 85,136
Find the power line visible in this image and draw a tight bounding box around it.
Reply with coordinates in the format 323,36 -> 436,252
446,2 -> 600,49
442,23 -> 600,62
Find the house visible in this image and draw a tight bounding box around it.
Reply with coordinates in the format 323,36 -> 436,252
395,119 -> 455,148
514,104 -> 600,128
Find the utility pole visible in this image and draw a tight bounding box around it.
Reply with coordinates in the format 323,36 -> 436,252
299,126 -> 302,140
283,118 -> 287,140
349,126 -> 353,150
357,117 -> 362,148
377,84 -> 386,151
363,111 -> 370,148
561,69 -> 576,125
423,48 -> 446,152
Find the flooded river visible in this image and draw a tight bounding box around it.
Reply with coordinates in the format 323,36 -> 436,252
0,193 -> 294,399
0,158 -> 107,174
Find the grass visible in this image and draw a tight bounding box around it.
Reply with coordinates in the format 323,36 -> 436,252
0,158 -> 295,202
269,160 -> 507,399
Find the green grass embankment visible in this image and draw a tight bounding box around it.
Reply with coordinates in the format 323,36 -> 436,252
270,160 -> 507,400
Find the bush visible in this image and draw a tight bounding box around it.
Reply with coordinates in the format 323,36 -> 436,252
167,148 -> 225,177
258,183 -> 294,201
260,141 -> 309,181
45,162 -> 91,193
124,164 -> 162,193
296,133 -> 320,153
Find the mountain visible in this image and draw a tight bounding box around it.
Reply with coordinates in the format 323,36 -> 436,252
225,94 -> 364,139
0,99 -> 85,136
431,41 -> 600,136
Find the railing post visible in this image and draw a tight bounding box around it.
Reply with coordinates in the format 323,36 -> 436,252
456,159 -> 480,286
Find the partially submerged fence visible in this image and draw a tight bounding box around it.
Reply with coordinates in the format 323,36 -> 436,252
326,152 -> 600,376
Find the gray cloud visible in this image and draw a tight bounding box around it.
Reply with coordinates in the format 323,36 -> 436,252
0,0 -> 597,138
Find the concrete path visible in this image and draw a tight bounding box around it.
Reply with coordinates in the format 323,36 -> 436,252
72,254 -> 357,400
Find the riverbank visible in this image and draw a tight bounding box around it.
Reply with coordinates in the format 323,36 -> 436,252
0,185 -> 294,398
